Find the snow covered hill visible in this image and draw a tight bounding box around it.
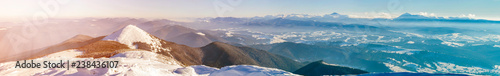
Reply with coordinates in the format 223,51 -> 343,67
99,25 -> 204,66
102,25 -> 166,52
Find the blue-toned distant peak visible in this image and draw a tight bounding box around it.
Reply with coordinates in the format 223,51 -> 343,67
395,12 -> 437,20
326,12 -> 349,18
330,12 -> 340,15
401,12 -> 411,16
398,13 -> 421,18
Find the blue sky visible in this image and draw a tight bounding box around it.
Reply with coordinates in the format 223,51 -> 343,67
1,0 -> 499,21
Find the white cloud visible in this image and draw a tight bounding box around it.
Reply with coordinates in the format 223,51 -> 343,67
405,12 -> 479,19
346,12 -> 399,19
460,14 -> 476,18
417,12 -> 436,17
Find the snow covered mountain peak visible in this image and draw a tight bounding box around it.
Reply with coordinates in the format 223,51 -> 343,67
102,25 -> 167,52
395,13 -> 430,19
330,12 -> 340,15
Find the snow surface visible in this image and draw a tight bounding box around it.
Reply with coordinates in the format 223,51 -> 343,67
494,45 -> 500,48
111,51 -> 182,66
383,62 -> 411,72
382,57 -> 500,75
196,32 -> 206,36
0,50 -> 297,76
102,25 -> 168,52
441,41 -> 464,47
102,25 -> 155,49
357,72 -> 471,76
209,65 -> 298,76
407,41 -> 415,44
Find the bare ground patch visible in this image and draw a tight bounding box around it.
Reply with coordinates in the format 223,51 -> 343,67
76,41 -> 130,58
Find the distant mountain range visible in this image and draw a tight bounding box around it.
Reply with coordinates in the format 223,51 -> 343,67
391,13 -> 500,23
145,25 -> 224,47
202,12 -> 500,24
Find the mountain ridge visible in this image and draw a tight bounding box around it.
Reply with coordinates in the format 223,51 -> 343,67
293,60 -> 369,76
0,35 -> 105,63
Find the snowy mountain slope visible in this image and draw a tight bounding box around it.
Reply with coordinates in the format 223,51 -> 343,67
102,25 -> 162,50
101,25 -> 203,66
